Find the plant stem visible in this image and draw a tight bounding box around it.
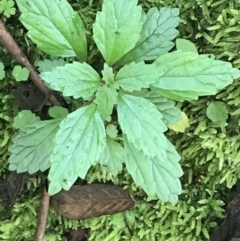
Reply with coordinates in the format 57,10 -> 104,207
34,188 -> 50,241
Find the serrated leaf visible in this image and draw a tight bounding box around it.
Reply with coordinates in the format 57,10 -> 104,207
0,62 -> 5,80
115,62 -> 160,92
123,136 -> 183,203
94,85 -> 118,120
152,89 -> 198,102
151,51 -> 240,101
129,89 -> 182,125
41,62 -> 101,100
16,0 -> 87,61
106,124 -> 118,138
206,101 -> 228,124
13,110 -> 41,129
48,106 -> 68,119
93,0 -> 143,65
35,59 -> 66,73
9,119 -> 61,174
176,38 -> 198,53
12,65 -> 30,82
117,94 -> 167,159
51,184 -> 134,219
149,96 -> 183,126
101,63 -> 115,85
120,7 -> 180,64
48,104 -> 106,195
98,137 -> 124,176
168,112 -> 190,133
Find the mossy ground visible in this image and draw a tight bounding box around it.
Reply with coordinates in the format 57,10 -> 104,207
1,0 -> 240,240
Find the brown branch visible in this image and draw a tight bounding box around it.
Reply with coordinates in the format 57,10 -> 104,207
34,188 -> 50,241
0,19 -> 61,106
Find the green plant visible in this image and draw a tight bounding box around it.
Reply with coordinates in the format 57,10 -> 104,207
0,0 -> 16,18
8,0 -> 240,204
0,62 -> 30,83
206,101 -> 229,125
0,62 -> 5,80
12,65 -> 30,82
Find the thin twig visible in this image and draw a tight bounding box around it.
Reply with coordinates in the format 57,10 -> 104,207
0,19 -> 61,106
0,19 -> 56,240
34,188 -> 50,241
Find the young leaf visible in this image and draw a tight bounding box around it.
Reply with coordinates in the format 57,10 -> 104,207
168,112 -> 190,133
151,51 -> 240,101
206,101 -> 228,124
129,89 -> 182,125
176,38 -> 198,53
106,124 -> 118,139
123,135 -> 183,203
13,110 -> 41,129
16,0 -> 87,61
35,59 -> 66,73
94,85 -> 118,120
101,63 -> 115,85
93,0 -> 143,65
117,94 -> 167,159
98,137 -> 124,176
12,65 -> 30,82
41,62 -> 101,100
48,104 -> 106,195
48,106 -> 68,119
0,62 -> 5,80
0,0 -> 16,18
115,62 -> 160,92
9,119 -> 61,174
120,7 -> 180,64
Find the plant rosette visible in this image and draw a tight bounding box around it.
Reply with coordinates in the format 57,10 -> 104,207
8,0 -> 240,204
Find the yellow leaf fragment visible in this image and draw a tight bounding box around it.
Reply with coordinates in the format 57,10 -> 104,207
168,112 -> 190,133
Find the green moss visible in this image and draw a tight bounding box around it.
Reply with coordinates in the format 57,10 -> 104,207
1,0 -> 240,240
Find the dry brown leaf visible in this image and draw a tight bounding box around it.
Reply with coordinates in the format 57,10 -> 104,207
51,184 -> 135,219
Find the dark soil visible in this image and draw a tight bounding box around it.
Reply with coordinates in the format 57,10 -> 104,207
210,194 -> 240,241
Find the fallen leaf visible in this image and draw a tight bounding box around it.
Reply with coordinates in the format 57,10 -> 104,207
51,184 -> 134,219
